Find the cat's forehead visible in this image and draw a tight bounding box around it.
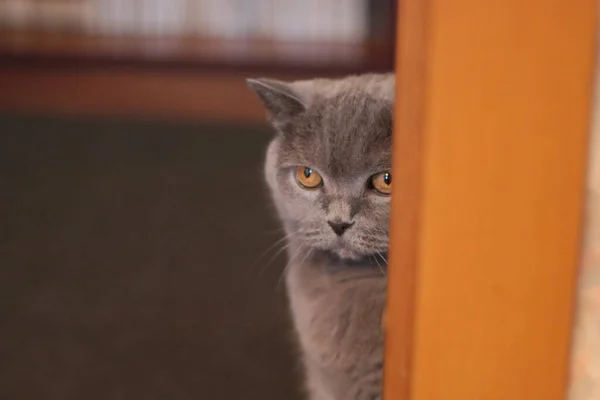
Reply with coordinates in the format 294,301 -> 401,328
280,93 -> 393,176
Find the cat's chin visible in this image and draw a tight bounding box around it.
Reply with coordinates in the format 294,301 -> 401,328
333,247 -> 364,261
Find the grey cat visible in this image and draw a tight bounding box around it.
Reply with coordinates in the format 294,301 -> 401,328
247,73 -> 394,400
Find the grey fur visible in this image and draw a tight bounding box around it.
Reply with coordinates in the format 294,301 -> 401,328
248,73 -> 394,400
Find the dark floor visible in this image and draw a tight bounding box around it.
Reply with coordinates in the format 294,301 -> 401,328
0,114 -> 301,400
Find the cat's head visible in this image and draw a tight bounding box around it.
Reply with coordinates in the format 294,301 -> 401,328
248,74 -> 394,261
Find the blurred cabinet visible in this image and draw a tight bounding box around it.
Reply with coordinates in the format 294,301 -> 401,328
0,1 -> 395,121
0,0 -> 394,72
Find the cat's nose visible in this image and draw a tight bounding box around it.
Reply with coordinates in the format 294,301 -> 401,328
327,220 -> 355,236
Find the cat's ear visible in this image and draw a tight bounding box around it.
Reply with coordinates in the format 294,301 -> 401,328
246,78 -> 308,120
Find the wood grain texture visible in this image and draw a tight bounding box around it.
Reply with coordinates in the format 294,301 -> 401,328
384,1 -> 596,399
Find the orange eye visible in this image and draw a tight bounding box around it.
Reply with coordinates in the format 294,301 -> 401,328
296,166 -> 323,189
371,171 -> 392,195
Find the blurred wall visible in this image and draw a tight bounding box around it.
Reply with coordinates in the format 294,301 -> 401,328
568,22 -> 600,400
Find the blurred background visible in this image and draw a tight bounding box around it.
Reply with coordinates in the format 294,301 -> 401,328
0,1 -> 395,399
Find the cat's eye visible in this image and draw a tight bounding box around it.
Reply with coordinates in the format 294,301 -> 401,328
371,171 -> 392,195
296,166 -> 323,189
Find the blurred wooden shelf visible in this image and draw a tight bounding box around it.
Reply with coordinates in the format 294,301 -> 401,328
0,30 -> 394,122
0,30 -> 393,73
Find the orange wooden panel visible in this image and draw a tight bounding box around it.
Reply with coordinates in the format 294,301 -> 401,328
384,1 -> 596,399
382,0 -> 430,398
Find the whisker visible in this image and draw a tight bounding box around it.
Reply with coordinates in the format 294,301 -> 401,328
261,226 -> 287,235
286,244 -> 307,269
250,231 -> 297,274
274,246 -> 304,290
296,248 -> 314,269
372,253 -> 387,278
257,241 -> 293,276
277,247 -> 313,289
376,251 -> 388,266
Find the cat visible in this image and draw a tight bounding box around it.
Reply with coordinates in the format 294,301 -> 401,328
247,73 -> 394,400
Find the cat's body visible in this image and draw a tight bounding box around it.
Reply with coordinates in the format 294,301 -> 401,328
286,247 -> 386,400
248,73 -> 394,400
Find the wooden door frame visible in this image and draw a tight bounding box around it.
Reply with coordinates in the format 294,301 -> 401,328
384,1 -> 597,399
